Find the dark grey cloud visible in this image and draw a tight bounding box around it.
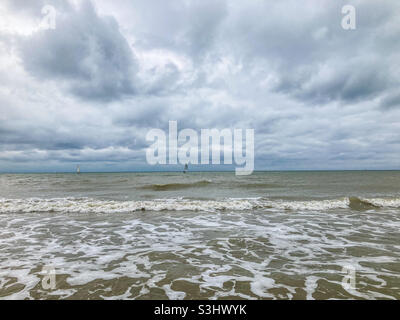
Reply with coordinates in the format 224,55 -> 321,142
211,1 -> 400,106
18,0 -> 138,102
274,57 -> 393,104
381,92 -> 400,110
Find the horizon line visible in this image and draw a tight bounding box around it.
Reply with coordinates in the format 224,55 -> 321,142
2,169 -> 400,174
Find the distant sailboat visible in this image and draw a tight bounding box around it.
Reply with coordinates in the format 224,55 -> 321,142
76,165 -> 80,174
183,163 -> 188,174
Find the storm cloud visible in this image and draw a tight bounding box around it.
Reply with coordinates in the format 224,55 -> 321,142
18,1 -> 138,101
0,0 -> 400,172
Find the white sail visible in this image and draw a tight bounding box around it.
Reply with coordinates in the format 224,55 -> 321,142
77,165 -> 80,174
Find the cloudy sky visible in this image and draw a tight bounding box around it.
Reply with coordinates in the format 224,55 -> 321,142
0,0 -> 400,172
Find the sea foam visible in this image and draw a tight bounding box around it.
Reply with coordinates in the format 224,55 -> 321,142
0,196 -> 399,214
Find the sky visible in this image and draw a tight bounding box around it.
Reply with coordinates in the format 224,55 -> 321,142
0,0 -> 400,172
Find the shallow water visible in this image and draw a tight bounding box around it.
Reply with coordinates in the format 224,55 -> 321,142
0,171 -> 399,299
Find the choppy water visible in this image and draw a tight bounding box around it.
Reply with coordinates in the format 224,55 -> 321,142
0,171 -> 399,299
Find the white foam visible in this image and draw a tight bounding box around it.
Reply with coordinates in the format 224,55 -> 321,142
362,197 -> 400,208
0,196 -> 361,214
304,276 -> 319,300
0,196 -> 399,300
249,275 -> 275,298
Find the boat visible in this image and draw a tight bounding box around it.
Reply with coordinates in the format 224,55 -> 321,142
76,165 -> 80,174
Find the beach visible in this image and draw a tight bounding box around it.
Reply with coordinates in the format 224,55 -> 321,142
0,171 -> 399,299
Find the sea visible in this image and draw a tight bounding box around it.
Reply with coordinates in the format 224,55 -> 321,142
0,171 -> 399,299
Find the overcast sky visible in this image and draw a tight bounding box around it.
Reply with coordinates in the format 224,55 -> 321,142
0,0 -> 400,172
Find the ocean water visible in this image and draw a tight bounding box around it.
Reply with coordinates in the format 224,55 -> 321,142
0,171 -> 399,300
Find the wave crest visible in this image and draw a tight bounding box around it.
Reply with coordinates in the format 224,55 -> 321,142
1,196 -> 400,214
140,180 -> 213,191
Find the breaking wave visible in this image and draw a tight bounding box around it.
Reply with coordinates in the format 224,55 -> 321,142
0,196 -> 399,214
139,180 -> 213,191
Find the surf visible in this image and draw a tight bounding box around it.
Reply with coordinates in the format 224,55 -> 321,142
1,196 -> 399,214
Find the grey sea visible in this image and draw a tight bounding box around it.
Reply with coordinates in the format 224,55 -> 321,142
0,171 -> 399,300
